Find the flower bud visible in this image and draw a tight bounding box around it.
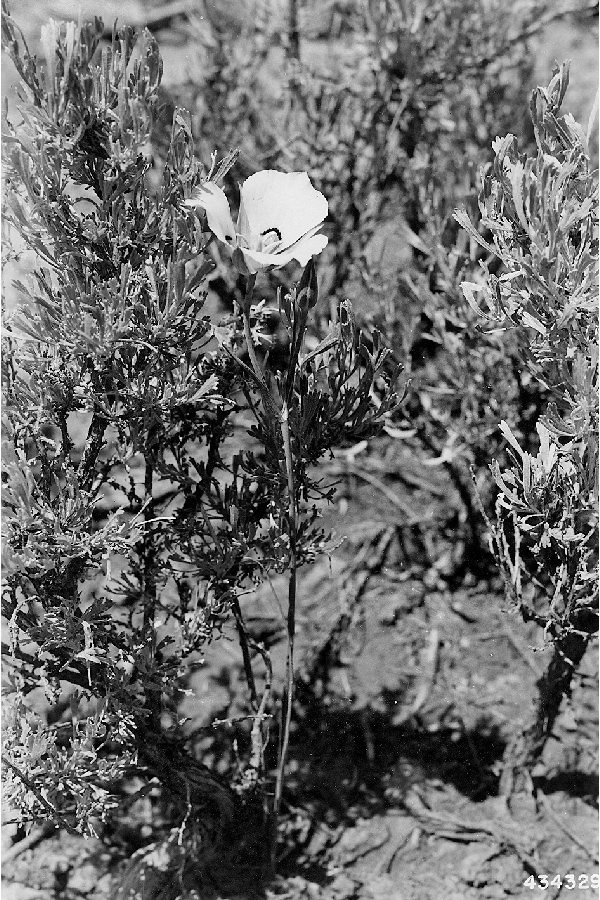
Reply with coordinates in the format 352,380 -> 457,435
297,258 -> 318,311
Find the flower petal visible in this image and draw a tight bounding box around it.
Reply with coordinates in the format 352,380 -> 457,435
240,233 -> 328,273
239,171 -> 328,250
237,248 -> 272,275
185,183 -> 236,245
286,233 -> 329,266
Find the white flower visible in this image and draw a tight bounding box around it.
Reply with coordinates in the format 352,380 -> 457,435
185,170 -> 328,274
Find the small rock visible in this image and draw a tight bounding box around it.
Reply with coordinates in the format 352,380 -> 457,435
68,863 -> 103,894
460,844 -> 498,886
1,887 -> 48,900
362,873 -> 406,900
330,873 -> 359,898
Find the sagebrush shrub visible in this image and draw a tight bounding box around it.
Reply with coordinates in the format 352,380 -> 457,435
1,8 -> 397,858
457,63 -> 598,790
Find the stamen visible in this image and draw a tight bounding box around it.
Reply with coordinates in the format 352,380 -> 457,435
261,227 -> 282,241
260,227 -> 283,252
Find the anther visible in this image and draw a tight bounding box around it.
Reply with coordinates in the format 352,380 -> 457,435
261,227 -> 282,241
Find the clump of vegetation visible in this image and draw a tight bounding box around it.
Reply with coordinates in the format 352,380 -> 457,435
1,5 -> 397,876
178,0 -> 559,548
2,0 -> 597,891
457,62 -> 598,794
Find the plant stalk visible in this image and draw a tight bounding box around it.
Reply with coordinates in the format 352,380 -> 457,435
231,594 -> 258,710
142,449 -> 158,727
240,274 -> 264,381
500,626 -> 593,796
240,274 -> 299,874
271,400 -> 297,873
288,0 -> 300,62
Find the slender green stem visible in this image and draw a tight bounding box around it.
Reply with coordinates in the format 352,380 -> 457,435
77,411 -> 108,492
142,449 -> 158,728
240,275 -> 299,874
240,274 -> 264,383
271,400 -> 297,873
288,0 -> 300,62
248,641 -> 273,800
243,310 -> 264,384
231,594 -> 258,710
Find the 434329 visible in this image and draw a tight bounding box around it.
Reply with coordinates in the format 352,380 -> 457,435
523,874 -> 599,891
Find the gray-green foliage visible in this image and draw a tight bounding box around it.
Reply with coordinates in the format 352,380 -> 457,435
1,7 -> 396,838
459,63 -> 598,645
457,64 -> 598,787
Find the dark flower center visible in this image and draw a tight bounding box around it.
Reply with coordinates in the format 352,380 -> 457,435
259,227 -> 283,253
261,227 -> 282,242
